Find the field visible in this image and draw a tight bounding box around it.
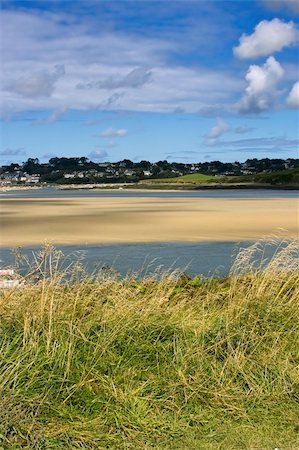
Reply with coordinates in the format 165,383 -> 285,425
1,197 -> 298,246
0,240 -> 299,449
145,173 -> 222,184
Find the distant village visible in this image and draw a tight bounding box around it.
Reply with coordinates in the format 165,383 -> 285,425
1,157 -> 298,186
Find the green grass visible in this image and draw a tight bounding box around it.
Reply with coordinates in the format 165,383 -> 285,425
143,168 -> 299,186
144,173 -> 254,185
146,173 -> 219,184
0,240 -> 299,449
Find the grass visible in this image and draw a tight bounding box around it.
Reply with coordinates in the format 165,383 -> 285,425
143,168 -> 299,186
0,240 -> 299,449
145,173 -> 220,184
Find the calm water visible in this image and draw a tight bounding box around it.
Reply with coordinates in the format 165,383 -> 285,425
0,241 -> 285,278
0,186 -> 298,199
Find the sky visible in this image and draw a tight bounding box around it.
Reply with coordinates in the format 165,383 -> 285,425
1,0 -> 298,165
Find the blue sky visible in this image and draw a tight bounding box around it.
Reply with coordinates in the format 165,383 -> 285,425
1,0 -> 298,164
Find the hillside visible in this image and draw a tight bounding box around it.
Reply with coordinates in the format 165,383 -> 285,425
140,168 -> 299,187
144,173 -> 251,184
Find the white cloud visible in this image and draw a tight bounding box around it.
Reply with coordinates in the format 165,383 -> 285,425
0,9 -> 242,116
286,81 -> 299,108
88,147 -> 108,161
206,118 -> 230,145
99,128 -> 128,137
234,19 -> 297,59
237,56 -> 284,114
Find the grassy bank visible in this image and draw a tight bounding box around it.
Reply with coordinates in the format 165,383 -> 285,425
137,168 -> 299,189
0,241 -> 299,449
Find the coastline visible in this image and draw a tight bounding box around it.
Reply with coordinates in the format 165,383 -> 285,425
1,181 -> 299,192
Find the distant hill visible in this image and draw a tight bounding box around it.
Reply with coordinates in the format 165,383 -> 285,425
140,168 -> 299,187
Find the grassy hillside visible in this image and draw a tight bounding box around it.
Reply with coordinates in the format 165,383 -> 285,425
0,240 -> 299,449
144,168 -> 299,186
146,173 -> 219,184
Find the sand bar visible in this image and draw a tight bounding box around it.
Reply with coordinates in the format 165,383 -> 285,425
0,197 -> 298,246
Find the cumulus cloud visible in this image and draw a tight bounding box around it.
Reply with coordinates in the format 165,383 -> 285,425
88,147 -> 108,161
234,19 -> 297,59
6,65 -> 65,98
78,67 -> 152,90
286,81 -> 299,108
99,128 -> 128,137
237,56 -> 284,114
206,118 -> 230,145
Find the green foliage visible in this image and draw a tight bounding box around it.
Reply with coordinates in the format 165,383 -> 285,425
143,168 -> 299,186
145,172 -> 257,185
254,168 -> 299,185
0,240 -> 299,449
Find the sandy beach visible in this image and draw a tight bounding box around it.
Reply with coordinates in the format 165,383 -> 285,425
0,197 -> 298,246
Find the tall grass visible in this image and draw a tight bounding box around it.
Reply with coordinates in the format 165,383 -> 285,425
0,239 -> 298,449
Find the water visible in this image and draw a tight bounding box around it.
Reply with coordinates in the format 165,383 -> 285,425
0,240 -> 284,278
0,187 -> 298,199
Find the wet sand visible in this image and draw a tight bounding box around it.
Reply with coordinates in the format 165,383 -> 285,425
0,197 -> 298,246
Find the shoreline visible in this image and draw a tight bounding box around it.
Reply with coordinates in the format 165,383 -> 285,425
1,182 -> 299,192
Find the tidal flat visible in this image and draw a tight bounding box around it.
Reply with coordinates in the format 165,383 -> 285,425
0,196 -> 298,246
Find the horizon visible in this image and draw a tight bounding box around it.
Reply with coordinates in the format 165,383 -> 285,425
1,0 -> 299,165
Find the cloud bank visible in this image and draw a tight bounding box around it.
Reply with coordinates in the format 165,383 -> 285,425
0,8 -> 241,116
